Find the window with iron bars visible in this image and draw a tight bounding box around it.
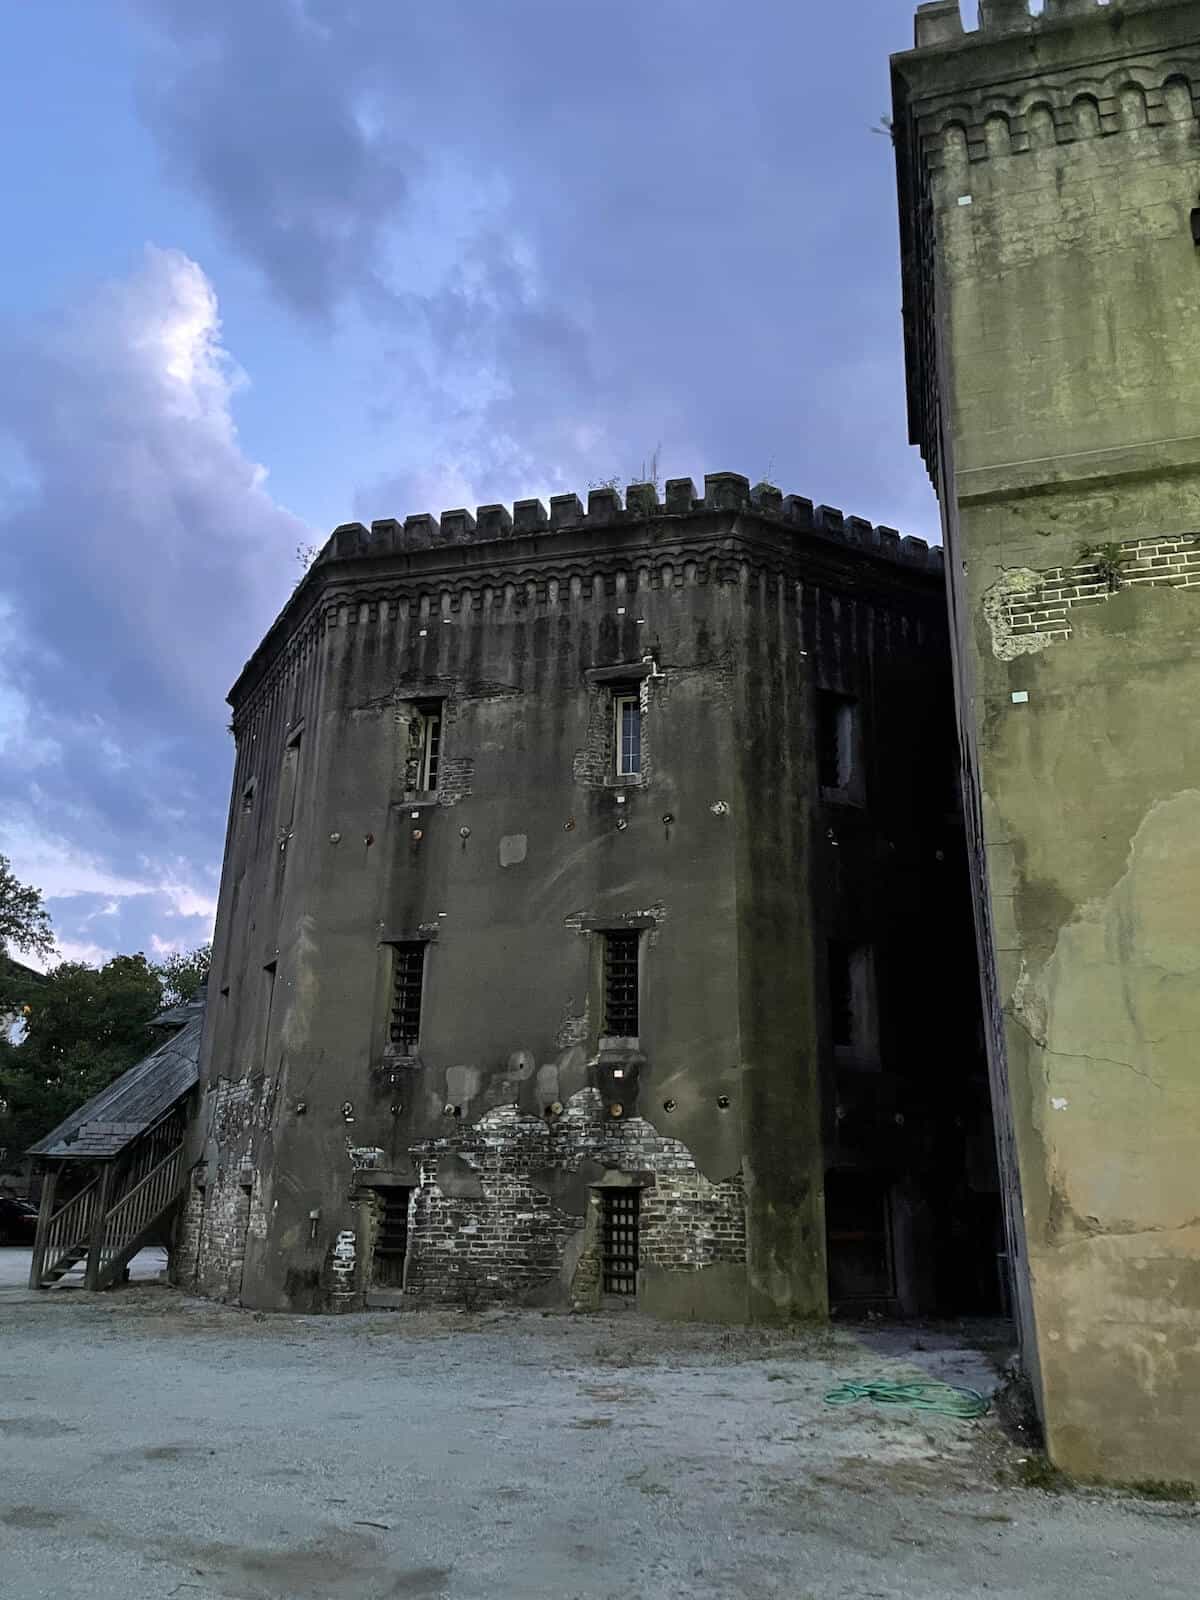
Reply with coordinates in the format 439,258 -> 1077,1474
603,930 -> 640,1037
389,942 -> 426,1051
601,1187 -> 640,1295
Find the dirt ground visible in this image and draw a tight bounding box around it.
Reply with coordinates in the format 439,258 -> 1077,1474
0,1269 -> 1196,1599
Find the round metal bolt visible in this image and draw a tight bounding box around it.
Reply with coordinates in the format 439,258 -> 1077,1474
609,1102 -> 624,1119
717,1095 -> 731,1110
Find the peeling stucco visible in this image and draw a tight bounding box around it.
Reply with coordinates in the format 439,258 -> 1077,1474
983,568 -> 1056,660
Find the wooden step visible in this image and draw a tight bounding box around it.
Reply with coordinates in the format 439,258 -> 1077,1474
40,1246 -> 89,1284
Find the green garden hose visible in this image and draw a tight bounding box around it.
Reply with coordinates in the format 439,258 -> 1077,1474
823,1378 -> 990,1419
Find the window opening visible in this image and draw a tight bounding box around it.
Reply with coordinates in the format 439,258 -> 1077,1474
601,1188 -> 640,1295
371,1186 -> 413,1288
241,777 -> 256,815
614,691 -> 641,776
261,961 -> 277,1073
415,702 -> 442,792
603,930 -> 640,1036
829,941 -> 854,1048
818,692 -> 857,791
390,943 -> 426,1051
278,729 -> 302,836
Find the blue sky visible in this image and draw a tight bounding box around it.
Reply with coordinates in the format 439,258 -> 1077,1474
0,0 -> 946,969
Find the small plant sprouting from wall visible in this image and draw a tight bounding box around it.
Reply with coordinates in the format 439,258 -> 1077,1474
1077,542 -> 1127,592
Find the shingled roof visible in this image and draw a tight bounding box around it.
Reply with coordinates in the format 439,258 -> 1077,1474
27,1010 -> 203,1161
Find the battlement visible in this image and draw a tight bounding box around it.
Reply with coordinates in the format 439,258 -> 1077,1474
314,471 -> 942,578
913,0 -> 1181,48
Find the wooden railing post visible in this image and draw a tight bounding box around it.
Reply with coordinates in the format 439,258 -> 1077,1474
84,1163 -> 116,1292
28,1166 -> 57,1290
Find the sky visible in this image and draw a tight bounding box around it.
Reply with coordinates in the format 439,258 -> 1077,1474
0,0 -> 955,971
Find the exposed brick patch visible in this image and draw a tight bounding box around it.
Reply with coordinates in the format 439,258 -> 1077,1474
173,1075 -> 276,1302
400,1089 -> 744,1307
996,535 -> 1200,654
435,756 -> 474,805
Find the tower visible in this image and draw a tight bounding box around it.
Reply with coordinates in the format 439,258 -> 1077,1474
180,475 -> 989,1331
893,0 -> 1200,1479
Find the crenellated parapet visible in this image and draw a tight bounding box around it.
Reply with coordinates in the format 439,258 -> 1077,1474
316,471 -> 940,577
229,471 -> 942,717
906,3 -> 1199,173
916,0 -> 1191,48
893,0 -> 1200,481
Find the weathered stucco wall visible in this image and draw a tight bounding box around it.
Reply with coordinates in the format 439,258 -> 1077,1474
894,0 -> 1200,1480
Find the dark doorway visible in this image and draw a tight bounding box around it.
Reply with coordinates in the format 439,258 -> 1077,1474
371,1187 -> 413,1289
826,1170 -> 895,1308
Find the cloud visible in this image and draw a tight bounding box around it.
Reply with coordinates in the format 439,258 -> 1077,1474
51,939 -> 120,970
0,247 -> 304,966
129,0 -> 940,537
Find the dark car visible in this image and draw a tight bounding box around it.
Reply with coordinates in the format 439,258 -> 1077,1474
0,1194 -> 38,1245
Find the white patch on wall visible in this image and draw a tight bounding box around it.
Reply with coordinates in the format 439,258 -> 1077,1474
499,833 -> 528,867
348,1144 -> 385,1169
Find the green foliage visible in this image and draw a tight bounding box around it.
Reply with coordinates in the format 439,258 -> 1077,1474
1013,1453 -> 1069,1494
0,853 -> 53,961
1077,541 -> 1126,591
1129,1477 -> 1196,1503
0,944 -> 210,1156
155,942 -> 212,1007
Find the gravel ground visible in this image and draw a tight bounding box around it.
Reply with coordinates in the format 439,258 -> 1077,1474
0,1268 -> 1196,1599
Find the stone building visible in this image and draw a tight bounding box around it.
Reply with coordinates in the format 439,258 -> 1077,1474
892,0 -> 1200,1479
175,473 -> 999,1325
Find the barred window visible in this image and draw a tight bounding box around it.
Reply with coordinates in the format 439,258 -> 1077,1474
603,930 -> 640,1037
390,942 -> 426,1051
601,1187 -> 640,1296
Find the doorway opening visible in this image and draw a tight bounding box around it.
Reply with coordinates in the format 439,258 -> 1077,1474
371,1186 -> 413,1289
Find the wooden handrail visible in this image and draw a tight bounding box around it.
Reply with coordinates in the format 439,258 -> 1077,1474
99,1142 -> 185,1273
39,1174 -> 103,1283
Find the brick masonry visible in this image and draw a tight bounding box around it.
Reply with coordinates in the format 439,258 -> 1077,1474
361,1088 -> 745,1309
171,1075 -> 273,1302
996,534 -> 1200,652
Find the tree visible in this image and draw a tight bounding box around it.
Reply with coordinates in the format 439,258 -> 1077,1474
0,943 -> 210,1156
0,854 -> 53,962
154,942 -> 212,1007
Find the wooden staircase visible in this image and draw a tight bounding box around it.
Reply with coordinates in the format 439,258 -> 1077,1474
29,1110 -> 188,1292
